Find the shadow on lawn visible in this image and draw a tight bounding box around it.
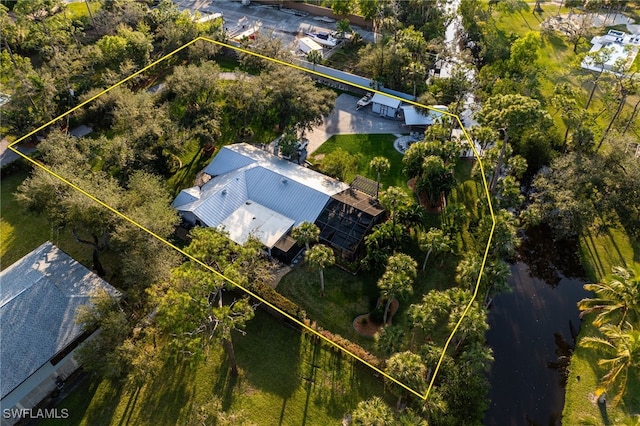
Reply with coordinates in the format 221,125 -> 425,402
80,379 -> 126,426
233,309 -> 302,399
136,358 -> 196,424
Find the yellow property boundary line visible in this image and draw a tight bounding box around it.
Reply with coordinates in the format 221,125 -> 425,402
8,36 -> 495,402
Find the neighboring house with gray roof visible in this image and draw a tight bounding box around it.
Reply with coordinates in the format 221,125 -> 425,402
172,143 -> 384,262
0,242 -> 119,426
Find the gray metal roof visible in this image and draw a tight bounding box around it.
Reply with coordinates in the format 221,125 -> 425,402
0,242 -> 119,399
173,144 -> 351,246
244,166 -> 334,226
203,145 -> 259,177
371,93 -> 402,109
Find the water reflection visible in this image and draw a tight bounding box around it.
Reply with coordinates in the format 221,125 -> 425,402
484,228 -> 590,426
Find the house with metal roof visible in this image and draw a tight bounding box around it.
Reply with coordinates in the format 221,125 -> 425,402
371,93 -> 402,118
172,144 -> 385,261
0,242 -> 119,426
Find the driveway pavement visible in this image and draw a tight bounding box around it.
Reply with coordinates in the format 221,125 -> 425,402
306,93 -> 405,154
0,139 -> 36,168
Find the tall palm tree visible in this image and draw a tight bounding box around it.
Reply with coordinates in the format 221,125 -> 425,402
305,244 -> 335,295
369,156 -> 390,197
581,323 -> 640,405
419,228 -> 452,271
374,325 -> 406,356
386,351 -> 427,408
291,221 -> 320,251
379,186 -> 411,225
578,266 -> 640,328
377,254 -> 417,324
351,397 -> 394,425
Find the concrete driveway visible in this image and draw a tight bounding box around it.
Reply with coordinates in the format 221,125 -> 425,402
174,0 -> 375,47
305,93 -> 405,153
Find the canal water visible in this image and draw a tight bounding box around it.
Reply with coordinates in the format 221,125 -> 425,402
484,228 -> 591,425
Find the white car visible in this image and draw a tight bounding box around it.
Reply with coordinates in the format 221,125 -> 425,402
306,32 -> 337,48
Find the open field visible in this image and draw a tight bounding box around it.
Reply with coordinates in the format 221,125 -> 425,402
39,309 -> 389,425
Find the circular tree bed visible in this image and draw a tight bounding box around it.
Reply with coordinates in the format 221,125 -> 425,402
353,298 -> 399,337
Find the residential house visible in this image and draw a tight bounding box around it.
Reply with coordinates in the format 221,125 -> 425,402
0,242 -> 119,426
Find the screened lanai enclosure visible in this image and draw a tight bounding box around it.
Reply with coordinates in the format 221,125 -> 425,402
316,185 -> 385,261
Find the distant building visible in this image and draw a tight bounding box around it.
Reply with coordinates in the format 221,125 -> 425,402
298,37 -> 324,56
172,144 -> 384,261
371,93 -> 402,118
0,242 -> 119,426
581,29 -> 640,73
401,105 -> 448,131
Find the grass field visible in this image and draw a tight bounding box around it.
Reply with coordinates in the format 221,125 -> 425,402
309,134 -> 406,192
39,309 -> 389,426
563,220 -> 640,423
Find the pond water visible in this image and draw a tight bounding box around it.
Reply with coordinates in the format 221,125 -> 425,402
484,227 -> 591,426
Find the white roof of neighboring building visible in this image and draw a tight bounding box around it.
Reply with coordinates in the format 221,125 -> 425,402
582,30 -> 640,73
371,93 -> 402,109
401,105 -> 448,126
298,37 -> 323,52
0,242 -> 119,400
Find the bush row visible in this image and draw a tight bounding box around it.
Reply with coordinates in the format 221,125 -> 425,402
252,281 -> 307,321
303,319 -> 383,369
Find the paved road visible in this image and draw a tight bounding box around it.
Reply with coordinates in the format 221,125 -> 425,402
306,93 -> 405,154
0,139 -> 36,168
174,0 -> 375,47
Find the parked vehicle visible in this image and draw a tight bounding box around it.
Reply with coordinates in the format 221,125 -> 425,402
305,32 -> 337,48
356,93 -> 373,110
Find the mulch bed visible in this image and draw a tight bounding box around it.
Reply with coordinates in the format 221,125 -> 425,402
352,298 -> 399,337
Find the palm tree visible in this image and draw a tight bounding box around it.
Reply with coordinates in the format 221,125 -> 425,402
306,49 -> 322,71
211,298 -> 255,377
369,156 -> 390,197
305,244 -> 335,295
379,186 -> 411,225
386,351 -> 427,408
578,266 -> 640,328
291,221 -> 320,252
419,228 -> 452,271
415,156 -> 456,209
374,325 -> 406,356
377,254 -> 417,324
351,397 -> 394,425
581,323 -> 640,405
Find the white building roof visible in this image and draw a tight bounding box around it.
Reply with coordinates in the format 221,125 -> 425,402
371,93 -> 402,109
401,105 -> 447,126
219,201 -> 295,248
298,37 -> 323,52
581,30 -> 640,73
0,242 -> 119,400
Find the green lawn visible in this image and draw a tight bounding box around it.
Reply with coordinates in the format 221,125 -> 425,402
309,134 -> 406,191
0,170 -> 92,270
66,1 -> 101,20
563,221 -> 640,423
40,309 -> 389,426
